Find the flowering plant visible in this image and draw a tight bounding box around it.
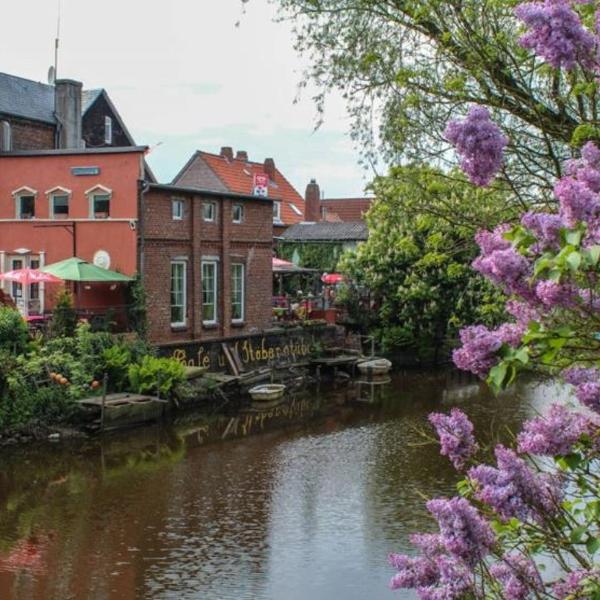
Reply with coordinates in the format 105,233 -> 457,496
391,0 -> 600,596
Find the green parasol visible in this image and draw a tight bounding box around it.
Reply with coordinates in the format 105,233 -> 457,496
41,257 -> 133,282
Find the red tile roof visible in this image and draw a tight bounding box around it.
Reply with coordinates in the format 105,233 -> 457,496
187,151 -> 305,226
321,197 -> 374,222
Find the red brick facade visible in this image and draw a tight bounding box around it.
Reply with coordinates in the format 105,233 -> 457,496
142,185 -> 273,344
5,117 -> 55,151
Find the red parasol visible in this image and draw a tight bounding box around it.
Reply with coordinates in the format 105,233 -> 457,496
321,273 -> 345,284
0,268 -> 62,285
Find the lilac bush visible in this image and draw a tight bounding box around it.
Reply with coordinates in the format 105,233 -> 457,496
391,1 -> 600,596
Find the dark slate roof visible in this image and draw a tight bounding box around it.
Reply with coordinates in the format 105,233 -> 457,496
280,221 -> 369,242
0,73 -> 103,124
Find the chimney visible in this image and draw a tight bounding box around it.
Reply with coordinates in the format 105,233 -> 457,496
304,178 -> 321,222
220,146 -> 234,161
54,79 -> 83,149
236,150 -> 248,161
264,158 -> 276,179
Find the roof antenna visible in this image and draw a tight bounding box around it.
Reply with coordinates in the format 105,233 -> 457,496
52,0 -> 61,82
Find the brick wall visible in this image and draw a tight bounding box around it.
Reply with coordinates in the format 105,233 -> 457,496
82,94 -> 133,147
142,189 -> 273,345
6,117 -> 55,150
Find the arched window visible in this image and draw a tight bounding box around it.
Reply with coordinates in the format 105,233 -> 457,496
12,186 -> 37,220
46,186 -> 71,219
85,185 -> 112,219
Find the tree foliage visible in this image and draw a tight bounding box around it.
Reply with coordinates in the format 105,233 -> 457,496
268,0 -> 600,203
340,165 -> 510,359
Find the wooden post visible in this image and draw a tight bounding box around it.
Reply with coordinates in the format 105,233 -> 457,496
100,373 -> 108,431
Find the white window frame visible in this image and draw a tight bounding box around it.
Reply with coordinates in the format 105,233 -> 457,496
85,185 -> 112,219
46,186 -> 71,219
232,203 -> 244,224
231,263 -> 245,323
104,116 -> 113,144
172,198 -> 184,220
201,259 -> 218,325
170,260 -> 187,327
12,186 -> 37,220
203,201 -> 217,222
273,201 -> 282,223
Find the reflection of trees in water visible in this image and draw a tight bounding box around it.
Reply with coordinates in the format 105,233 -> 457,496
0,429 -> 185,600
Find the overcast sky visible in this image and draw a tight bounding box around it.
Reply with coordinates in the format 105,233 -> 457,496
2,0 -> 374,198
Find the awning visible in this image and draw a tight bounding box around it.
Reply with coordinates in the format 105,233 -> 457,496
41,257 -> 133,282
272,257 -> 317,274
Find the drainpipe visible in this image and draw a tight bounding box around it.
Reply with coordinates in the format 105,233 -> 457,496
137,179 -> 150,281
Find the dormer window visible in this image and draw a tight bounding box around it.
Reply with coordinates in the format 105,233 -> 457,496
12,186 -> 37,220
46,186 -> 71,219
273,201 -> 282,223
86,185 -> 112,219
104,116 -> 113,144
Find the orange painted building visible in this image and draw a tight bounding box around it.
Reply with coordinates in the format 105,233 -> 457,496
0,147 -> 146,315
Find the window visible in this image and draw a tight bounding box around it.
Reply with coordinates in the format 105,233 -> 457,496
86,185 -> 112,219
104,116 -> 113,144
232,203 -> 244,224
11,258 -> 23,300
29,258 -> 40,302
231,263 -> 244,322
172,198 -> 184,220
202,260 -> 218,324
17,195 -> 35,219
273,201 -> 282,223
48,187 -> 70,219
170,260 -> 187,326
203,202 -> 216,222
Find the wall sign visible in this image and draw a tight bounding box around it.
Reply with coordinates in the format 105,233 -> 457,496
71,166 -> 101,176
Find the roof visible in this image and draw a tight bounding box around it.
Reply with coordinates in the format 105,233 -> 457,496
147,182 -> 274,203
280,221 -> 369,242
0,73 -> 135,145
321,197 -> 375,222
173,150 -> 305,226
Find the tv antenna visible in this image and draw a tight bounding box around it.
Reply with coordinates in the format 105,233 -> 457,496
53,0 -> 61,81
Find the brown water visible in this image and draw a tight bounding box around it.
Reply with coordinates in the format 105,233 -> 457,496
0,370 -> 564,600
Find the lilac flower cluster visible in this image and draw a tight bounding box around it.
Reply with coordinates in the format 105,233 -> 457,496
452,325 -> 502,377
563,366 -> 600,413
555,176 -> 600,227
553,569 -> 600,599
517,404 -> 592,455
389,499 -> 494,598
490,553 -> 543,600
468,445 -> 561,522
505,300 -> 540,327
520,211 -> 563,250
444,106 -> 508,187
514,0 -> 597,70
429,409 -> 478,470
535,280 -> 577,308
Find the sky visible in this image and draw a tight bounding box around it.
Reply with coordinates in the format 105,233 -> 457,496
1,0 -> 374,198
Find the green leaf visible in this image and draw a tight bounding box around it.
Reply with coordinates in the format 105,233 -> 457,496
488,362 -> 508,392
570,525 -> 587,544
586,245 -> 600,266
565,230 -> 583,246
567,251 -> 582,271
586,537 -> 600,554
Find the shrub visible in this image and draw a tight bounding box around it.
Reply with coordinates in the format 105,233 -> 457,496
0,306 -> 28,354
50,290 -> 77,338
101,345 -> 132,391
128,356 -> 185,397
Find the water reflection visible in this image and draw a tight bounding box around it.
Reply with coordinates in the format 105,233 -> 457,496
0,370 -> 569,599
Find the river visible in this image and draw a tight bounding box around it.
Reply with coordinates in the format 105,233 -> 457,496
0,369 -> 566,600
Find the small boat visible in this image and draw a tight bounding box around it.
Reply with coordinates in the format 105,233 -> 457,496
78,393 -> 167,432
249,384 -> 286,401
357,358 -> 392,377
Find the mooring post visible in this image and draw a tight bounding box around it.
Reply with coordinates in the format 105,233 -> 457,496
100,373 -> 108,431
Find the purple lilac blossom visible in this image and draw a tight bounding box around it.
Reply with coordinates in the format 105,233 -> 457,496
563,366 -> 600,385
468,445 -> 562,522
474,224 -> 512,255
574,381 -> 600,413
521,211 -> 563,249
425,497 -> 495,565
429,409 -> 478,470
553,569 -> 600,599
473,248 -> 531,294
496,322 -> 526,347
555,176 -> 600,227
444,106 -> 508,187
506,300 -> 540,327
490,553 -> 543,600
514,0 -> 597,70
517,404 -> 592,455
535,280 -> 577,308
452,325 -> 501,377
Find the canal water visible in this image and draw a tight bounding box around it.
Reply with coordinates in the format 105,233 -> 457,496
0,370 -> 565,600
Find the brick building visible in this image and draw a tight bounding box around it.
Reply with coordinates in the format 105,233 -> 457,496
172,147 -> 305,236
141,184 -> 273,344
304,178 -> 374,223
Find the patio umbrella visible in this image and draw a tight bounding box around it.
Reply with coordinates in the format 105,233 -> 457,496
41,257 -> 133,282
321,273 -> 345,284
0,268 -> 62,285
